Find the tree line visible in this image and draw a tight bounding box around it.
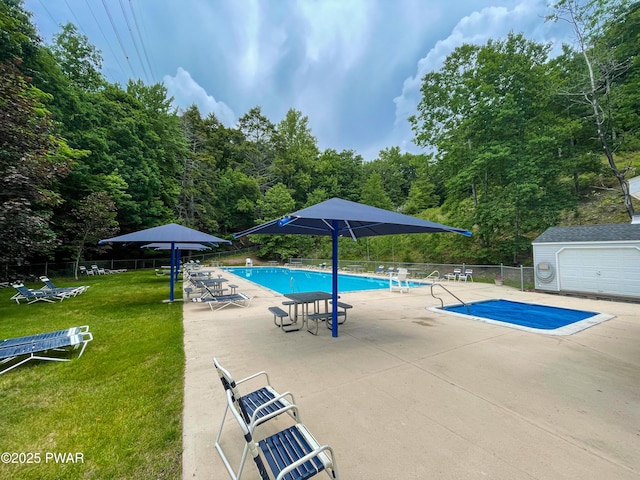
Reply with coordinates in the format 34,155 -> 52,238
1,0 -> 638,274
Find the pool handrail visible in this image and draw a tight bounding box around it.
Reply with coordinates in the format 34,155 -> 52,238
429,283 -> 470,313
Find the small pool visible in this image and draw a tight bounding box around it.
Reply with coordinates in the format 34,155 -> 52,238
223,267 -> 423,294
432,299 -> 613,335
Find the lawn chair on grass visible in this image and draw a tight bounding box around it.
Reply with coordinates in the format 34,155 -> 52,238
39,276 -> 89,297
10,284 -> 66,304
0,327 -> 93,375
78,266 -> 93,276
218,388 -> 339,480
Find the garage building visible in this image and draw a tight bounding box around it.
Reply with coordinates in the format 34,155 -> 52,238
532,223 -> 640,300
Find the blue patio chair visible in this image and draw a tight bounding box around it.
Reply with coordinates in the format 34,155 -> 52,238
218,388 -> 339,480
10,284 -> 65,304
213,358 -> 303,478
1,327 -> 93,375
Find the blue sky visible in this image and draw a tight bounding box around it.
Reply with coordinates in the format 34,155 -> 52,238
24,0 -> 573,161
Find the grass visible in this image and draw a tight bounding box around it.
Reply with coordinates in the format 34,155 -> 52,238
0,271 -> 184,479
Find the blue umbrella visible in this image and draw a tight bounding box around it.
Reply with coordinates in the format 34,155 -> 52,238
234,197 -> 471,337
100,223 -> 230,302
141,242 -> 212,251
142,243 -> 213,281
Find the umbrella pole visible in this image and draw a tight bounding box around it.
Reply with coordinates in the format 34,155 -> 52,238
332,221 -> 339,337
169,242 -> 176,302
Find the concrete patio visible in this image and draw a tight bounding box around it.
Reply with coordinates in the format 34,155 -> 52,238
182,270 -> 640,480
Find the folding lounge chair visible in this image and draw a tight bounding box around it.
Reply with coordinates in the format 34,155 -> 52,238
39,276 -> 89,297
0,328 -> 93,375
219,389 -> 339,480
10,284 -> 65,304
193,287 -> 252,311
0,325 -> 90,349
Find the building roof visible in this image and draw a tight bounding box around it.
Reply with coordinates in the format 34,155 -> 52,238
533,223 -> 640,243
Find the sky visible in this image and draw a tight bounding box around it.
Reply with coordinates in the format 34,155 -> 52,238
23,0 -> 574,161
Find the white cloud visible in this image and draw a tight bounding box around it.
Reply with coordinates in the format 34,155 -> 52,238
163,67 -> 236,126
390,0 -> 555,154
296,0 -> 372,69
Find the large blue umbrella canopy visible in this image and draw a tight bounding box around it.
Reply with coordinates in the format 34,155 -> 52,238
100,223 -> 230,302
141,242 -> 212,251
234,198 -> 471,336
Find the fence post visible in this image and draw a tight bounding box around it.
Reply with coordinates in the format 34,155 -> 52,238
520,265 -> 524,291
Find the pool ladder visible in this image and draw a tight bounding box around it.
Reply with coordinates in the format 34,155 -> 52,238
289,276 -> 299,293
429,283 -> 470,314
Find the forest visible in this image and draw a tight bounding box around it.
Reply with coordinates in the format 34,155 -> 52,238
1,0 -> 638,275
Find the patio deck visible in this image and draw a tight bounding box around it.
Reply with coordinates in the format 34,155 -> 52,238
182,270 -> 640,480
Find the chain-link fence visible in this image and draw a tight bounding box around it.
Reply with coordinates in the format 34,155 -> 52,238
288,258 -> 535,291
0,246 -> 259,282
2,251 -> 533,291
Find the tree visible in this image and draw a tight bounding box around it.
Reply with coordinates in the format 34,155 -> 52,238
0,61 -> 73,267
51,23 -> 105,92
410,33 -> 577,263
548,0 -> 636,219
253,183 -> 314,260
237,106 -> 277,191
360,172 -> 393,210
68,192 -> 119,278
312,148 -> 364,201
272,109 -> 319,205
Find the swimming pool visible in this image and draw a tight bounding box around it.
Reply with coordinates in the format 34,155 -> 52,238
431,299 -> 613,335
223,267 -> 423,294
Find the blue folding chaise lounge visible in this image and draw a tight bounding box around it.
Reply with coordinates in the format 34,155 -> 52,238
0,326 -> 93,375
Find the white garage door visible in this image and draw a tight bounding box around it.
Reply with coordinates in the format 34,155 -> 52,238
558,247 -> 640,297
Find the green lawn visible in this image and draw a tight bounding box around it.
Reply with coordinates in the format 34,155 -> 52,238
0,271 -> 184,479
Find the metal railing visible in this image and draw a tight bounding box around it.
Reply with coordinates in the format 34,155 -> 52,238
429,283 -> 469,310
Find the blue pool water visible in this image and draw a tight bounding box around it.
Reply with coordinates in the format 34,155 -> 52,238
438,299 -> 611,335
224,267 -> 422,294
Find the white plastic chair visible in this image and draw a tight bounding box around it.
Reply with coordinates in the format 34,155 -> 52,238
389,268 -> 410,293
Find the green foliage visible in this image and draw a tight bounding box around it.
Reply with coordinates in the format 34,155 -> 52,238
410,32 -> 587,263
252,183 -> 314,260
0,61 -> 74,265
272,109 -> 319,205
360,172 -> 393,209
51,23 -> 104,92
